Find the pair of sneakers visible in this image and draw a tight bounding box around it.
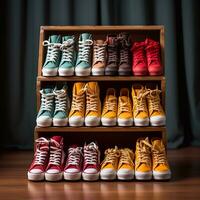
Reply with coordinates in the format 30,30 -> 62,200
36,84 -> 70,127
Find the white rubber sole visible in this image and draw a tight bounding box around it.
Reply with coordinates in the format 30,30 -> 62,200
53,118 -> 68,127
118,118 -> 133,127
58,68 -> 74,76
135,171 -> 152,180
100,172 -> 117,180
45,172 -> 63,182
85,117 -> 100,127
92,68 -> 104,76
117,171 -> 135,180
150,116 -> 166,126
134,118 -> 149,126
69,117 -> 84,127
82,172 -> 99,181
153,170 -> 171,180
36,118 -> 52,127
28,172 -> 45,181
64,172 -> 81,181
42,68 -> 58,76
101,117 -> 117,126
150,120 -> 166,126
75,67 -> 91,76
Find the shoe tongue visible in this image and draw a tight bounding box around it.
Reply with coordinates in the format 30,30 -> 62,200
81,33 -> 91,41
120,96 -> 129,103
51,136 -> 63,144
69,144 -> 78,148
107,35 -> 117,45
75,83 -> 84,95
153,140 -> 163,150
43,88 -> 53,94
50,35 -> 60,43
96,40 -> 104,45
87,82 -> 97,94
63,35 -> 74,41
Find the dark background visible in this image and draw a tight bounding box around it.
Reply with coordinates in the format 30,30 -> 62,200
0,0 -> 200,149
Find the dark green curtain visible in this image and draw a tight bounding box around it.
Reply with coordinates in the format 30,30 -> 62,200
1,0 -> 200,149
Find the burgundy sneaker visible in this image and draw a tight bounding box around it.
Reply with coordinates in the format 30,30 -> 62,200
45,136 -> 65,181
27,137 -> 49,181
132,41 -> 148,76
82,142 -> 100,181
64,145 -> 83,181
145,38 -> 163,75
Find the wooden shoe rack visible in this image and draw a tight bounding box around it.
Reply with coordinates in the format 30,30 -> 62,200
35,25 -> 166,151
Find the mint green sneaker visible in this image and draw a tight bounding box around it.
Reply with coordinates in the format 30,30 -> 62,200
37,88 -> 54,127
58,36 -> 76,76
75,33 -> 93,76
53,84 -> 70,126
42,35 -> 61,76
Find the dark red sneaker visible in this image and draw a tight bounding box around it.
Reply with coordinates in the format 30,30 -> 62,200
45,136 -> 65,181
82,142 -> 100,181
27,137 -> 49,181
145,38 -> 162,75
64,145 -> 83,181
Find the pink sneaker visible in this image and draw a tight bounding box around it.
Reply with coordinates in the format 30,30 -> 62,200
145,38 -> 163,75
82,142 -> 100,181
64,145 -> 83,181
27,137 -> 49,181
45,136 -> 65,181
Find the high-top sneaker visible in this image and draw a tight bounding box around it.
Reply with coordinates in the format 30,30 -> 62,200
105,35 -> 119,75
42,35 -> 61,76
58,36 -> 76,76
45,136 -> 65,181
85,82 -> 101,127
36,88 -> 54,127
145,38 -> 163,75
82,142 -> 100,181
92,40 -> 107,76
28,137 -> 49,181
118,32 -> 132,76
75,33 -> 93,76
64,145 -> 83,181
132,41 -> 148,76
53,84 -> 70,127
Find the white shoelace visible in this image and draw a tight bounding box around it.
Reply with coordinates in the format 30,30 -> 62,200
78,39 -> 93,62
93,44 -> 106,63
60,39 -> 74,62
54,89 -> 67,112
40,90 -> 54,112
49,142 -> 62,166
84,142 -> 98,165
67,147 -> 83,165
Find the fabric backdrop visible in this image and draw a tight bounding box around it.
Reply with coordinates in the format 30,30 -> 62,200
1,0 -> 200,149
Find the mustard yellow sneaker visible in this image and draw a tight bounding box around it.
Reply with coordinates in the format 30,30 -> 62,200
117,88 -> 133,126
151,139 -> 171,180
101,88 -> 117,126
146,86 -> 166,126
100,147 -> 120,180
135,137 -> 152,180
132,85 -> 149,126
85,82 -> 101,126
69,82 -> 85,127
117,148 -> 135,180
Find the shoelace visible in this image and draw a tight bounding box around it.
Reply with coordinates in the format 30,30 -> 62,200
86,94 -> 98,112
120,46 -> 130,63
107,46 -> 117,63
152,147 -> 167,165
49,141 -> 62,166
54,89 -> 67,112
147,89 -> 162,113
60,39 -> 75,62
119,98 -> 131,113
137,140 -> 152,164
146,44 -> 160,63
40,90 -> 54,112
102,147 -> 120,165
84,142 -> 98,165
67,147 -> 83,165
134,90 -> 149,114
134,46 -> 145,64
119,149 -> 134,165
43,40 -> 61,63
105,96 -> 117,112
71,88 -> 85,112
93,44 -> 107,63
78,39 -> 93,62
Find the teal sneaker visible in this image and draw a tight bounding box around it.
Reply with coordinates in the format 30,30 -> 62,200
42,35 -> 61,76
37,88 -> 54,127
53,84 -> 70,126
58,36 -> 76,76
75,33 -> 93,76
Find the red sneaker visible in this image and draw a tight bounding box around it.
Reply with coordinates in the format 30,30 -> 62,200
82,142 -> 100,181
132,41 -> 148,76
45,136 -> 65,181
145,38 -> 162,75
64,145 -> 83,181
27,137 -> 49,181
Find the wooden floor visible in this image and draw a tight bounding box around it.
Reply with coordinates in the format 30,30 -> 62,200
0,147 -> 200,200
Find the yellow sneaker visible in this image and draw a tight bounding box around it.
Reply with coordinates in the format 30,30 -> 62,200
146,86 -> 166,126
117,148 -> 135,180
100,147 -> 120,180
85,82 -> 101,126
151,139 -> 171,180
132,85 -> 149,126
69,82 -> 86,127
101,88 -> 117,126
117,88 -> 133,126
135,137 -> 152,180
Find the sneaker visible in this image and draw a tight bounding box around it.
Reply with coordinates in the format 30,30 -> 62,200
69,82 -> 86,127
64,145 -> 83,181
105,35 -> 118,75
92,40 -> 107,76
75,33 -> 93,76
117,88 -> 133,126
135,137 -> 152,180
82,142 -> 100,181
28,137 -> 49,181
118,32 -> 132,76
53,84 -> 70,126
101,88 -> 117,126
45,136 -> 65,181
58,36 -> 76,76
100,146 -> 120,180
146,86 -> 166,126
132,41 -> 148,76
85,82 -> 101,127
145,38 -> 163,75
117,148 -> 135,180
132,85 -> 149,126
151,139 -> 171,180
36,88 -> 54,127
42,35 -> 61,76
